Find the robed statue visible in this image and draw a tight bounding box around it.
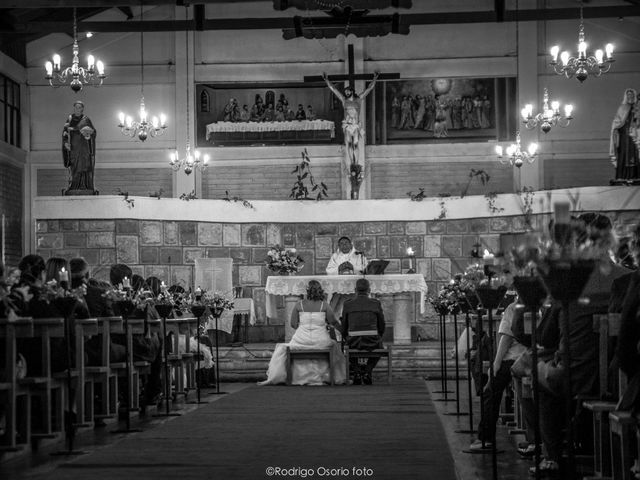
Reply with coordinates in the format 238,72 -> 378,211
62,100 -> 97,195
609,88 -> 640,184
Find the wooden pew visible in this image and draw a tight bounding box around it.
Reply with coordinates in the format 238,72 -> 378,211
86,316 -> 123,421
27,317 -> 65,440
285,347 -> 335,386
583,313 -> 622,480
72,317 -> 98,427
0,316 -> 33,451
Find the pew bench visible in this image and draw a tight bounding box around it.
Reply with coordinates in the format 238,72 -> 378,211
285,347 -> 335,386
0,317 -> 33,451
344,346 -> 393,384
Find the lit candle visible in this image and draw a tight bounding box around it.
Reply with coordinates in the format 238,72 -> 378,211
406,247 -> 414,256
195,286 -> 202,299
483,249 -> 495,266
160,281 -> 168,293
122,276 -> 131,289
553,202 -> 570,224
59,267 -> 69,282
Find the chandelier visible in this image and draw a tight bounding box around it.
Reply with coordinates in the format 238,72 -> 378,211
521,88 -> 573,133
117,5 -> 167,141
549,4 -> 614,83
169,141 -> 209,175
495,132 -> 538,168
44,8 -> 105,92
169,7 -> 209,176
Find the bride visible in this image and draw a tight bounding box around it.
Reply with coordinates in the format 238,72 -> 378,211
258,280 -> 347,385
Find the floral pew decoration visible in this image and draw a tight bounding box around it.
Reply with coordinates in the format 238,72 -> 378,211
266,245 -> 305,275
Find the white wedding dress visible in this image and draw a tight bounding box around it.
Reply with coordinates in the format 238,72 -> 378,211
258,302 -> 346,385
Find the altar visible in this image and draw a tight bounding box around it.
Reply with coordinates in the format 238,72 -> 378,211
265,274 -> 428,345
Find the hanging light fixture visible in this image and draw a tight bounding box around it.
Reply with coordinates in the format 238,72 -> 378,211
549,2 -> 614,83
521,88 -> 573,133
168,6 -> 209,175
117,5 -> 167,141
45,8 -> 106,92
496,132 -> 538,168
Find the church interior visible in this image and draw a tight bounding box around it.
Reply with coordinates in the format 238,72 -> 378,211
1,0 -> 640,479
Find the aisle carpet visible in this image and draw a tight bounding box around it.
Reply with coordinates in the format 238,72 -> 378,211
24,380 -> 456,480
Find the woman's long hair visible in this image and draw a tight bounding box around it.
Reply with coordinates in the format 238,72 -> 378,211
45,257 -> 68,283
305,280 -> 326,301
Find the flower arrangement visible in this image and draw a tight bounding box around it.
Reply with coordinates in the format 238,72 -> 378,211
429,280 -> 464,315
198,290 -> 235,317
266,245 -> 305,275
40,279 -> 86,303
1,268 -> 25,318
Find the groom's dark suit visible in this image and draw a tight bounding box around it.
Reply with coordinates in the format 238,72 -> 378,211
341,293 -> 385,382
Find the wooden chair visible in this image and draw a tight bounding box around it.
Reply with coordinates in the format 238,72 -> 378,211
344,345 -> 393,384
285,347 -> 335,386
0,317 -> 33,451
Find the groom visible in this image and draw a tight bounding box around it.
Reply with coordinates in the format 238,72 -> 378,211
341,278 -> 386,385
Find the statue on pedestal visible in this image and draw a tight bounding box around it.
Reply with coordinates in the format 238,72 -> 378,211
63,100 -> 97,195
609,88 -> 640,185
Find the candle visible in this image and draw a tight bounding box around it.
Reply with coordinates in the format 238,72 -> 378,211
160,281 -> 168,293
122,276 -> 131,289
406,247 -> 414,256
59,267 -> 69,282
483,249 -> 495,266
195,286 -> 203,300
553,202 -> 570,224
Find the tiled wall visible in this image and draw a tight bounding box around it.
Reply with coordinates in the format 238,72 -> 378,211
35,210 -> 640,329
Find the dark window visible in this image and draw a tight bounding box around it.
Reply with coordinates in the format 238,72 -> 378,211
0,73 -> 21,148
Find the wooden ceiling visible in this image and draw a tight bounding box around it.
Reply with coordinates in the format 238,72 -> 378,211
1,0 -> 639,66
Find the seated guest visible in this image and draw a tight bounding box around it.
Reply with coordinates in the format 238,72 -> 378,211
326,236 -> 368,321
532,213 -> 627,474
70,257 -> 125,366
341,278 -> 385,385
469,293 -> 527,450
110,264 -> 163,404
258,280 -> 346,385
44,256 -> 68,284
615,224 -> 640,389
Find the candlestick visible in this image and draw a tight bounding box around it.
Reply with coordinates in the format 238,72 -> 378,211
406,247 -> 416,273
483,249 -> 495,266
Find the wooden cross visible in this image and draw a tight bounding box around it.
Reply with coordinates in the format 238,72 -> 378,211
304,44 -> 399,89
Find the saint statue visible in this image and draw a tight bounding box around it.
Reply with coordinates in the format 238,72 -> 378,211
609,88 -> 639,184
62,100 -> 97,194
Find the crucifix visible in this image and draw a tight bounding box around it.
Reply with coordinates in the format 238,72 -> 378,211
305,44 -> 399,199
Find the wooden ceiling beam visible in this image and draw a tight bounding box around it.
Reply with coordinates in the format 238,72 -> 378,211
0,6 -> 638,34
0,0 -> 263,6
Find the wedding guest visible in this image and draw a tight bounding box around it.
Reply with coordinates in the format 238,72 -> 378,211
469,294 -> 527,450
45,257 -> 68,284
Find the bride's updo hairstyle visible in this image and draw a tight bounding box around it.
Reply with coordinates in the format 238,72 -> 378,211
306,280 -> 326,301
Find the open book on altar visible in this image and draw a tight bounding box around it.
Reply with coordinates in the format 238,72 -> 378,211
365,260 -> 389,275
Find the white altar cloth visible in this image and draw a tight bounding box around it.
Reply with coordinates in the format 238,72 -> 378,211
204,298 -> 256,333
265,274 -> 428,320
206,119 -> 335,139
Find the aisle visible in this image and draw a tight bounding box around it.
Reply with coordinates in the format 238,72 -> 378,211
7,379 -> 457,480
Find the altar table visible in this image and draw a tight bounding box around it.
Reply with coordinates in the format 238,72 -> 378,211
265,274 -> 428,345
206,119 -> 335,140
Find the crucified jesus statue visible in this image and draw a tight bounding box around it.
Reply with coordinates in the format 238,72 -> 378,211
323,71 -> 379,167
